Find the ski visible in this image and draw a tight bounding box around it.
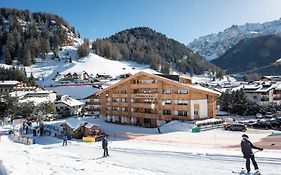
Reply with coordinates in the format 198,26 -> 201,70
232,171 -> 261,175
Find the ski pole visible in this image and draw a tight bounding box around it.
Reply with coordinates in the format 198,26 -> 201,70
252,143 -> 275,155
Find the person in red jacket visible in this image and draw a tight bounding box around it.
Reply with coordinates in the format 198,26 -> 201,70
241,134 -> 263,174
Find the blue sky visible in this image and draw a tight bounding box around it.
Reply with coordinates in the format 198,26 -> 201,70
2,0 -> 281,44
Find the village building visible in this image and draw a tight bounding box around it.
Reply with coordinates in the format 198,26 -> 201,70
9,87 -> 57,105
63,71 -> 90,81
0,80 -> 22,95
55,95 -> 84,116
274,84 -> 281,105
243,83 -> 281,105
84,93 -> 101,116
95,73 -> 112,80
62,117 -> 100,139
96,71 -> 220,128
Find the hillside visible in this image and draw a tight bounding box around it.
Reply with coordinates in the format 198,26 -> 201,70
0,8 -> 79,66
211,35 -> 281,75
93,27 -> 223,76
188,18 -> 281,60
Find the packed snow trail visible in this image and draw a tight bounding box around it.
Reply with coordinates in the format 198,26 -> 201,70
1,135 -> 281,175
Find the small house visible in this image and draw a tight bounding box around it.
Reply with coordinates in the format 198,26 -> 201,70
62,117 -> 101,139
55,95 -> 84,116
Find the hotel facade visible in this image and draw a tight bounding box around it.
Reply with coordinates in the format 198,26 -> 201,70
96,72 -> 220,128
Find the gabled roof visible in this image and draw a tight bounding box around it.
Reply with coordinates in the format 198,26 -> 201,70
0,80 -> 20,86
56,95 -> 84,107
255,84 -> 275,93
65,117 -> 87,131
275,83 -> 281,90
96,71 -> 220,96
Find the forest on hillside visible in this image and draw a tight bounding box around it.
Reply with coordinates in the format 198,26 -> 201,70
93,27 -> 224,76
0,8 -> 79,66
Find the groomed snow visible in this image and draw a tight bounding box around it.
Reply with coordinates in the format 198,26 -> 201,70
1,117 -> 281,175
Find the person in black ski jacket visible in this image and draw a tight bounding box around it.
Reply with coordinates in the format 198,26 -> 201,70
102,136 -> 109,157
241,134 -> 263,174
63,135 -> 68,146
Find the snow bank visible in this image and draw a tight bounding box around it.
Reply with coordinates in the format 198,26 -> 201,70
0,160 -> 8,175
196,118 -> 223,126
160,121 -> 195,133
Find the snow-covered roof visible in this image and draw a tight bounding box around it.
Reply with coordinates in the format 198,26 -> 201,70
65,117 -> 97,131
255,85 -> 274,93
9,91 -> 27,98
26,90 -> 54,95
19,97 -> 53,105
0,80 -> 20,86
57,95 -> 84,107
97,71 -> 221,96
160,120 -> 195,132
85,123 -> 98,129
275,83 -> 281,90
65,117 -> 87,131
243,84 -> 260,90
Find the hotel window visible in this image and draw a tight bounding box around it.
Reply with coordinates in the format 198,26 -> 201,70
121,98 -> 127,102
145,108 -> 152,113
112,106 -> 119,111
144,89 -> 153,94
112,98 -> 119,102
144,99 -> 152,103
162,109 -> 171,115
194,111 -> 199,115
178,111 -> 188,116
177,89 -> 188,94
122,107 -> 128,111
162,89 -> 171,94
106,106 -> 111,110
106,98 -> 111,102
163,99 -> 172,104
176,99 -> 188,105
141,79 -> 155,84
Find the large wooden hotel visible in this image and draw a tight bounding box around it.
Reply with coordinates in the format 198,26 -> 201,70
93,71 -> 220,128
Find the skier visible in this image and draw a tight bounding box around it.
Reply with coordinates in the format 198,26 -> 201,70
102,136 -> 109,157
25,124 -> 28,134
62,135 -> 68,146
157,125 -> 161,133
241,134 -> 263,174
33,128 -> 37,136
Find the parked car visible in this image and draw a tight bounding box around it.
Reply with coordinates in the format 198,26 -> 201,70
265,112 -> 273,118
224,123 -> 247,132
255,113 -> 263,119
253,120 -> 272,129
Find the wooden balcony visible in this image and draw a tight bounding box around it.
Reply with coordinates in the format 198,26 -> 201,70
111,94 -> 128,98
130,83 -> 158,89
131,93 -> 157,99
131,112 -> 158,119
131,103 -> 153,108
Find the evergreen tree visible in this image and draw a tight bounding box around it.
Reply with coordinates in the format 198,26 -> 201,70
4,47 -> 12,65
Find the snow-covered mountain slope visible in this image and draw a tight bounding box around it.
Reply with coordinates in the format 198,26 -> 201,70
25,47 -> 157,87
188,18 -> 281,60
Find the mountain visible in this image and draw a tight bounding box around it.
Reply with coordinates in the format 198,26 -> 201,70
188,18 -> 281,60
0,8 -> 79,66
93,27 -> 223,76
211,35 -> 281,75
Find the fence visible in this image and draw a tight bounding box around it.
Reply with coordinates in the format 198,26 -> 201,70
10,131 -> 34,145
198,123 -> 224,131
